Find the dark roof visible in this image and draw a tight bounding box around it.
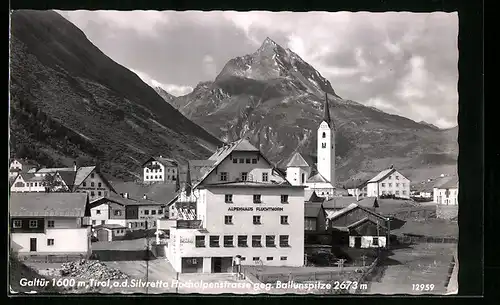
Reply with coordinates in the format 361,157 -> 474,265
326,203 -> 388,222
305,203 -> 324,218
73,166 -> 96,187
367,168 -> 397,183
305,190 -> 325,203
390,219 -> 458,238
434,176 -> 458,189
90,193 -> 165,208
323,93 -> 333,129
322,196 -> 358,210
347,217 -> 387,230
357,197 -> 379,208
94,224 -> 127,230
307,172 -> 330,183
9,193 -> 89,217
108,181 -> 177,204
142,156 -> 178,168
57,171 -> 77,187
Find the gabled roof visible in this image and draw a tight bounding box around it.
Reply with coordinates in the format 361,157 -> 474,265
305,202 -> 325,218
286,152 -> 310,168
73,166 -> 96,187
326,203 -> 388,222
347,217 -> 387,230
109,181 -> 177,204
17,173 -> 35,181
142,156 -> 178,168
305,190 -> 325,202
11,158 -> 37,168
322,197 -> 357,210
9,193 -> 89,217
94,224 -> 127,230
37,167 -> 75,174
90,193 -> 165,208
197,181 -> 302,189
307,172 -> 331,183
434,176 -> 459,189
357,197 -> 379,208
57,171 -> 77,187
323,93 -> 334,129
367,168 -> 397,183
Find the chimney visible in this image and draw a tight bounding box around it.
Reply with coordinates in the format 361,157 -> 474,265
73,161 -> 77,171
159,155 -> 162,158
143,194 -> 147,200
123,193 -> 129,199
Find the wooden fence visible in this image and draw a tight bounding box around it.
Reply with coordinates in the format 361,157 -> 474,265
395,235 -> 458,244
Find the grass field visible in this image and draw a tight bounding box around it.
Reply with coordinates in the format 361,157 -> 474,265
364,243 -> 456,295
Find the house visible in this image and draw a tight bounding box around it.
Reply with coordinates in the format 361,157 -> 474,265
366,167 -> 411,198
9,159 -> 38,179
72,166 -> 116,200
346,180 -> 369,199
322,197 -> 359,219
285,94 -> 338,199
10,171 -> 74,193
89,193 -> 166,231
326,203 -> 390,248
433,176 -> 458,205
157,138 -> 306,273
92,224 -> 128,242
9,193 -> 92,259
142,156 -> 178,184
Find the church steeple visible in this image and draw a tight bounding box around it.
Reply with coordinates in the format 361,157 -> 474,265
323,93 -> 332,128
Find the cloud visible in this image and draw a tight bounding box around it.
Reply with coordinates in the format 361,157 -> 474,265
129,68 -> 192,97
61,11 -> 458,128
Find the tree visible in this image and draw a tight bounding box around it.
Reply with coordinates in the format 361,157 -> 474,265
43,174 -> 66,192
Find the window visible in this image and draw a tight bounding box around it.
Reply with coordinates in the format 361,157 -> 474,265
224,215 -> 233,225
101,220 -> 105,225
233,158 -> 238,163
252,235 -> 262,247
253,216 -> 261,224
47,239 -> 54,246
92,220 -> 96,225
373,237 -> 379,246
225,194 -> 233,203
381,183 -> 385,187
279,235 -> 290,247
155,176 -> 158,179
246,158 -> 251,164
224,236 -> 234,247
13,220 -> 22,228
251,158 -> 257,164
151,210 -> 156,215
239,158 -> 244,163
209,236 -> 219,247
238,235 -> 248,247
322,143 -> 326,148
90,191 -> 95,197
301,173 -> 305,184
98,182 -> 102,187
159,168 -> 162,172
29,220 -> 38,228
395,176 -> 400,180
91,173 -> 95,179
104,191 -> 108,197
146,176 -> 149,179
220,172 -> 228,181
280,256 -> 287,261
91,182 -> 95,187
253,194 -> 262,203
35,183 -> 38,187
280,216 -> 289,225
305,218 -> 317,231
402,183 -> 406,187
253,257 -> 260,261
395,191 -> 400,195
241,172 -> 248,181
262,173 -> 268,182
402,191 -> 407,195
114,210 -> 122,216
241,257 -> 246,261
281,195 -> 289,203
322,132 -> 326,138
266,235 -> 275,247
388,183 -> 392,187
388,175 -> 392,180
144,210 -> 150,215
396,183 -> 399,187
146,169 -> 149,173
47,220 -> 55,228
195,236 -> 205,247
98,191 -> 102,196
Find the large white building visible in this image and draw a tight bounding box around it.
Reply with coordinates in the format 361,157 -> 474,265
157,139 -> 305,273
365,168 -> 411,199
433,176 -> 458,205
285,94 -> 337,199
142,156 -> 178,184
9,193 -> 92,259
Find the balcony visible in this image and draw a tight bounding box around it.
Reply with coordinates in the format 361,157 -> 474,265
176,219 -> 203,229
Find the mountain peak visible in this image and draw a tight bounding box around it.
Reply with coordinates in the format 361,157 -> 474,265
258,37 -> 281,52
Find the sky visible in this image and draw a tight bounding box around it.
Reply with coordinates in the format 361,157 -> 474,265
59,11 -> 458,129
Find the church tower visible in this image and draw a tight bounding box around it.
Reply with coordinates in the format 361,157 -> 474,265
317,93 -> 336,187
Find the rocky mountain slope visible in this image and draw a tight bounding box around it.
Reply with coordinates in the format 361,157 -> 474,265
153,86 -> 176,103
171,38 -> 458,184
9,10 -> 222,180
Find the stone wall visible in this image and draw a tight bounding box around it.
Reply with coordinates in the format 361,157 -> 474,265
436,205 -> 458,220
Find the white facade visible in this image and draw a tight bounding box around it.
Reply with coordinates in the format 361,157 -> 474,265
366,171 -> 410,198
347,187 -> 368,199
75,171 -> 112,201
286,167 -> 310,186
433,187 -> 458,205
10,159 -> 23,170
304,181 -> 335,198
143,160 -> 177,184
317,121 -> 336,187
160,186 -> 305,273
10,217 -> 91,255
90,204 -> 110,226
10,175 -> 46,193
348,236 -> 387,248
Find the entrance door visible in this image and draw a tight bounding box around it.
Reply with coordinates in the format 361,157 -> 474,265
354,237 -> 362,248
212,257 -> 222,273
30,238 -> 37,252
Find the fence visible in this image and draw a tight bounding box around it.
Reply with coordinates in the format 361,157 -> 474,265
15,253 -> 88,263
395,235 -> 458,244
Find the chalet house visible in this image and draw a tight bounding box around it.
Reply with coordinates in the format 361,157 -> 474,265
142,156 -> 178,184
304,190 -> 327,232
92,224 -> 128,242
72,166 -> 116,200
433,176 -> 458,205
10,171 -> 75,193
89,193 -> 166,232
366,167 -> 411,199
346,180 -> 368,199
326,203 -> 390,249
9,193 -> 92,259
9,159 -> 38,179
